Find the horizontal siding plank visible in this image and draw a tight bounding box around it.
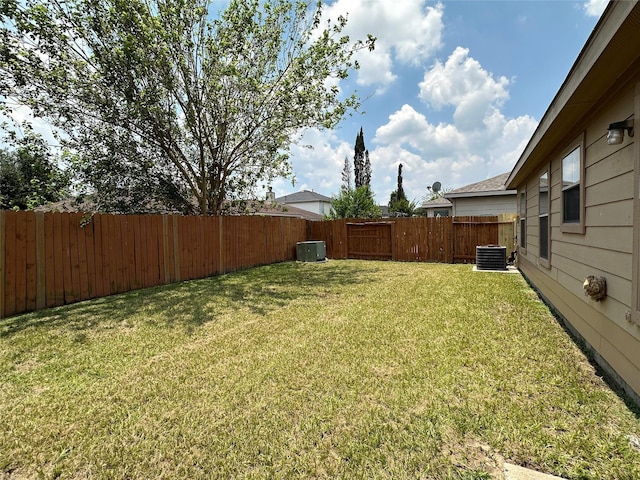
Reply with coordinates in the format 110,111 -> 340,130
555,266 -> 631,319
585,171 -> 633,207
585,144 -> 634,186
585,199 -> 633,227
552,241 -> 632,280
599,337 -> 640,399
519,256 -> 603,351
551,226 -> 632,254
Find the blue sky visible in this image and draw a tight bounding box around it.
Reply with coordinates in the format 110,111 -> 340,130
277,0 -> 608,205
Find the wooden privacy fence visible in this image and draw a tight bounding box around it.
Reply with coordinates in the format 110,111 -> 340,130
307,215 -> 516,264
1,211 -> 516,318
0,211 -> 306,318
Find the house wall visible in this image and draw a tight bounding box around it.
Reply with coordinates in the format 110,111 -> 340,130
284,201 -> 331,216
425,207 -> 451,218
516,78 -> 640,402
451,195 -> 516,216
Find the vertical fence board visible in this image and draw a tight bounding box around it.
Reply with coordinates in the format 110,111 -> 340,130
59,213 -> 74,304
146,215 -> 157,287
74,213 -> 90,302
3,211 -> 16,317
149,215 -> 161,287
0,211 -> 4,318
202,216 -> 211,276
93,215 -> 106,299
68,213 -> 82,302
173,215 -> 180,282
117,215 -> 130,292
0,211 -> 6,318
84,216 -> 96,300
155,215 -> 164,284
167,215 -> 176,283
104,214 -> 117,294
52,213 -> 64,306
25,211 -> 37,311
13,211 -> 28,314
35,212 -> 46,310
129,215 -> 141,289
218,216 -> 224,274
118,215 -> 129,293
193,215 -> 201,278
196,216 -> 204,276
131,215 -> 143,288
108,215 -> 119,294
179,216 -> 188,281
150,215 -> 162,286
162,215 -> 171,284
209,216 -> 217,275
178,216 -> 188,281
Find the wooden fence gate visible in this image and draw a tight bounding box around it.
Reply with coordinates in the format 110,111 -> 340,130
346,222 -> 393,260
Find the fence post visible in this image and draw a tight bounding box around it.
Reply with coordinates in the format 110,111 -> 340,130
0,210 -> 5,319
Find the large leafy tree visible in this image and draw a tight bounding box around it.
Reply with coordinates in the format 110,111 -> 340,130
0,131 -> 71,210
0,0 -> 375,215
327,185 -> 380,219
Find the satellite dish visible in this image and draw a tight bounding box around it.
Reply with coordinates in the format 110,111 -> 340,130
432,181 -> 442,193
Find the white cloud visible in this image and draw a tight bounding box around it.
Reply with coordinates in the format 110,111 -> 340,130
418,47 -> 510,131
374,104 -> 467,156
275,127 -> 351,198
368,100 -> 536,203
321,0 -> 444,90
583,0 -> 608,17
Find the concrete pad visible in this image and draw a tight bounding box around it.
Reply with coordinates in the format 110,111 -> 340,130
503,463 -> 565,480
472,265 -> 520,273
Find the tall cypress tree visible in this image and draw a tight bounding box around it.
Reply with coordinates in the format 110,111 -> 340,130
396,163 -> 406,201
341,156 -> 352,191
363,150 -> 371,188
389,163 -> 413,216
354,127 -> 366,188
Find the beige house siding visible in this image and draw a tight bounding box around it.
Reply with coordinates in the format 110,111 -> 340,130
451,195 -> 516,217
516,78 -> 640,402
518,254 -> 640,398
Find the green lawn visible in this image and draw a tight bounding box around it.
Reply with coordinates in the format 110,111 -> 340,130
1,261 -> 639,479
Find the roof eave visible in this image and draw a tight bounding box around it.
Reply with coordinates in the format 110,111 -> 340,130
507,1 -> 640,190
445,190 -> 516,199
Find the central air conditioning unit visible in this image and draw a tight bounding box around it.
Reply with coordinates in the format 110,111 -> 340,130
476,245 -> 507,270
296,241 -> 327,262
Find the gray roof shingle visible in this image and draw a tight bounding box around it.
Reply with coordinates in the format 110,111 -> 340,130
275,190 -> 332,203
445,172 -> 515,198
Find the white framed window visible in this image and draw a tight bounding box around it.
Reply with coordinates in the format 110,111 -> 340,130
539,170 -> 550,267
561,133 -> 585,234
519,190 -> 526,250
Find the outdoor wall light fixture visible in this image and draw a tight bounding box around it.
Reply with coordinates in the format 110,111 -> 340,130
607,119 -> 634,145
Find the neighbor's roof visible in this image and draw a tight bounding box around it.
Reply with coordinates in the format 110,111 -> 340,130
420,197 -> 452,209
445,172 -> 515,199
36,196 -> 324,220
256,202 -> 324,221
276,190 -> 331,203
507,1 -> 640,189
